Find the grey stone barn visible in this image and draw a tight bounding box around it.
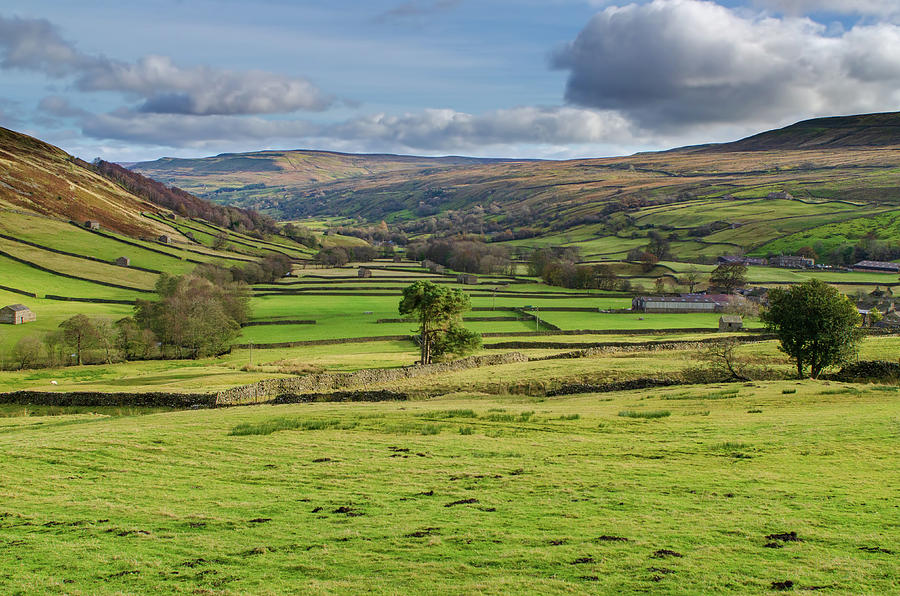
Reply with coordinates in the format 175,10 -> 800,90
358,267 -> 373,278
84,220 -> 100,230
718,315 -> 743,332
115,256 -> 130,267
457,274 -> 478,285
158,235 -> 171,244
0,304 -> 36,325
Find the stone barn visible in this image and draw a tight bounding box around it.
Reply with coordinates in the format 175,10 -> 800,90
0,304 -> 36,325
158,235 -> 171,244
358,267 -> 373,278
457,274 -> 478,285
115,256 -> 130,267
393,256 -> 403,263
84,220 -> 100,230
718,315 -> 743,332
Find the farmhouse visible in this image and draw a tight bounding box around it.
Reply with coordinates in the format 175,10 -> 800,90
84,220 -> 100,230
158,235 -> 171,244
457,274 -> 478,285
770,255 -> 815,268
853,260 -> 900,274
0,304 -> 36,325
115,256 -> 130,267
719,315 -> 743,332
358,267 -> 372,278
633,295 -> 723,313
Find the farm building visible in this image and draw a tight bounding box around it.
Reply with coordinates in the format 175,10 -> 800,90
115,256 -> 130,267
717,255 -> 767,266
770,255 -> 815,268
429,263 -> 445,274
632,295 -> 723,313
393,256 -> 403,263
358,267 -> 372,278
718,315 -> 743,332
84,220 -> 100,230
852,260 -> 900,274
767,191 -> 794,200
457,274 -> 478,285
0,304 -> 36,325
158,235 -> 171,244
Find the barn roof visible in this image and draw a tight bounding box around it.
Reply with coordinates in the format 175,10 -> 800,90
719,315 -> 743,323
2,304 -> 31,312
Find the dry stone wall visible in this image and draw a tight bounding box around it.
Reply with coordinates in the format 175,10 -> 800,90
215,352 -> 528,405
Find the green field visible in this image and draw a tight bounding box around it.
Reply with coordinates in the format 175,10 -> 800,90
1,380 -> 897,594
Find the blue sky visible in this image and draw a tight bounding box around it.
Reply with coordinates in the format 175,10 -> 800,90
2,0 -> 899,161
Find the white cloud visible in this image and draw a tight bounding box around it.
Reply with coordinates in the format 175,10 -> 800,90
753,0 -> 900,18
77,105 -> 636,154
553,0 -> 900,129
0,15 -> 334,115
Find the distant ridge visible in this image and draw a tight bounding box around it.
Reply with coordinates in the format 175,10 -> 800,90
710,111 -> 900,151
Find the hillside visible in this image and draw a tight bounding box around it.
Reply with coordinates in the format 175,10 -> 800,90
0,127 -> 172,237
130,150 -> 524,210
715,111 -> 900,151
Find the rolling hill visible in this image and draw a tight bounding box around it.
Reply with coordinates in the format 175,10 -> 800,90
130,150 -> 526,211
124,112 -> 900,263
0,127 -> 174,237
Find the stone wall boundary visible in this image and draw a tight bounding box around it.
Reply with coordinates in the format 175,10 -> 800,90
215,351 -> 528,405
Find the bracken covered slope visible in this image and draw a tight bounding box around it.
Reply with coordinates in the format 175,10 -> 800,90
0,127 -> 172,237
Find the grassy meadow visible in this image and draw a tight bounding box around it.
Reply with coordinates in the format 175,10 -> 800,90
1,381 -> 898,594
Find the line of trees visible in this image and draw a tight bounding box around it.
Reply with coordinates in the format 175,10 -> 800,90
405,237 -> 513,275
2,267 -> 253,370
528,248 -> 632,290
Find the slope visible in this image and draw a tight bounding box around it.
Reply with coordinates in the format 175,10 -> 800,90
130,150 -> 525,209
0,127 -> 172,237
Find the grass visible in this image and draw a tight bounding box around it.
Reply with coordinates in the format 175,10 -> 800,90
1,382 -> 897,593
618,409 -> 672,418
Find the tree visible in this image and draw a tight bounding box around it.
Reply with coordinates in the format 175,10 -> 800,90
135,274 -> 246,358
709,263 -> 747,294
59,314 -> 99,365
682,266 -> 701,293
13,334 -> 44,369
399,280 -> 481,365
760,280 -> 862,379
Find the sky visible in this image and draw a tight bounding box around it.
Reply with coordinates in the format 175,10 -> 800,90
1,0 -> 900,162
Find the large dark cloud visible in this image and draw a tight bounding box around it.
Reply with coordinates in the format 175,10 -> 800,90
553,0 -> 900,130
0,15 -> 334,115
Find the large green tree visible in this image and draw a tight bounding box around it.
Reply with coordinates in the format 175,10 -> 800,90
709,262 -> 747,294
399,280 -> 481,365
761,279 -> 862,379
135,274 -> 248,358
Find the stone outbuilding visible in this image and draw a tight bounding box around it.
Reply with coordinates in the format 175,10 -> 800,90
0,304 -> 36,325
158,235 -> 171,244
84,220 -> 100,230
358,267 -> 373,278
393,255 -> 403,263
718,315 -> 743,332
115,256 -> 130,267
457,274 -> 478,285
